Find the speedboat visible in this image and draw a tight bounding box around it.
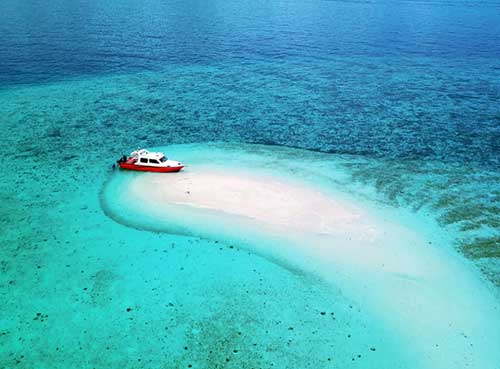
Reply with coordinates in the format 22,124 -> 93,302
116,149 -> 184,173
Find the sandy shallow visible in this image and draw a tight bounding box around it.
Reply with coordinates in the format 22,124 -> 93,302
131,168 -> 376,238
104,162 -> 500,369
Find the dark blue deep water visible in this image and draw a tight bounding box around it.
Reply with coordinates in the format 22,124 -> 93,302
1,0 -> 500,368
1,0 -> 500,165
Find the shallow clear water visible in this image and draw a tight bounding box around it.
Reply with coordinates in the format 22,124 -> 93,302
1,0 -> 500,368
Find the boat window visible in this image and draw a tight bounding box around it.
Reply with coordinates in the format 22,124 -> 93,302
159,156 -> 168,162
149,159 -> 159,164
140,158 -> 148,163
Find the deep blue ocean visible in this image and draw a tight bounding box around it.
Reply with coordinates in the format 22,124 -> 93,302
1,0 -> 500,368
1,0 -> 500,165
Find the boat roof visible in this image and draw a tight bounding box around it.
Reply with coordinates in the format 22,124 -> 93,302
131,149 -> 165,159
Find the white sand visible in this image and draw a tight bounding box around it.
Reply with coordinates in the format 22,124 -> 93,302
122,166 -> 500,369
131,168 -> 376,238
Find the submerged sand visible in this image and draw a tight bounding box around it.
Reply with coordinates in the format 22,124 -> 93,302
104,163 -> 500,369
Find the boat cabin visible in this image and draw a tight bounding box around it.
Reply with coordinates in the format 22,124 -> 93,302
131,149 -> 170,166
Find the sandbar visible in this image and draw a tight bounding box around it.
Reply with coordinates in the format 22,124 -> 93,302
104,162 -> 500,369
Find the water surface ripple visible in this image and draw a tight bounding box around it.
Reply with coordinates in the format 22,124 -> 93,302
1,0 -> 500,367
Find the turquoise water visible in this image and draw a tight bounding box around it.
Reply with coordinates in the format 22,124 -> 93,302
1,0 -> 500,367
101,143 -> 500,368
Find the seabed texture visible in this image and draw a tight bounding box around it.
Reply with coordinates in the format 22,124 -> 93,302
1,0 -> 500,368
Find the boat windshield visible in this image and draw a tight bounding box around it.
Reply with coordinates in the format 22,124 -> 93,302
159,156 -> 168,162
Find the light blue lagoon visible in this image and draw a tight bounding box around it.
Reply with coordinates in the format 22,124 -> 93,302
1,0 -> 500,368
